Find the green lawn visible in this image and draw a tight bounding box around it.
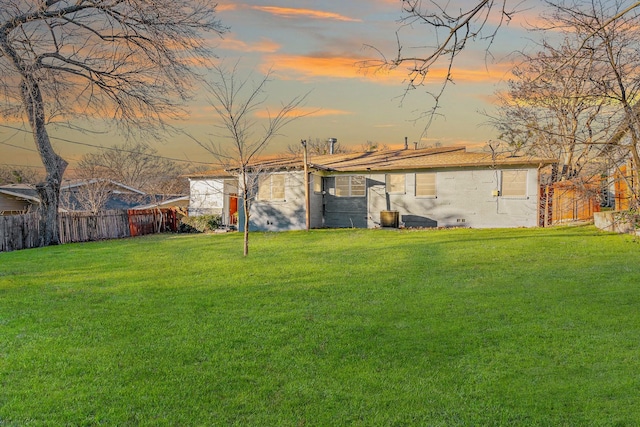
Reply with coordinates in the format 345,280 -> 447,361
1,226 -> 639,426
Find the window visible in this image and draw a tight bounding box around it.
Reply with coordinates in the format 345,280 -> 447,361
416,173 -> 436,197
386,174 -> 406,194
313,174 -> 322,193
335,175 -> 366,197
258,174 -> 285,201
501,170 -> 527,197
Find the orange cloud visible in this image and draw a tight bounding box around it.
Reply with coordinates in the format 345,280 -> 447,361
262,53 -> 512,85
251,6 -> 361,22
216,4 -> 238,12
254,107 -> 352,119
262,53 -> 404,83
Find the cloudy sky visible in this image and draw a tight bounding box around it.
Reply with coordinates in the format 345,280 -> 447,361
1,0 -> 542,173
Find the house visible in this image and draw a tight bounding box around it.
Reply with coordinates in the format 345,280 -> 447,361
59,179 -> 148,211
187,170 -> 239,225
0,184 -> 40,215
0,179 -> 153,215
233,146 -> 557,231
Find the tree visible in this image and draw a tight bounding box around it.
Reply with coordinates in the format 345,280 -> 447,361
485,0 -> 640,210
287,137 -> 349,156
490,38 -> 610,182
76,141 -> 188,196
0,0 -> 225,246
197,62 -> 307,256
372,0 -> 640,133
0,165 -> 40,184
59,177 -> 114,213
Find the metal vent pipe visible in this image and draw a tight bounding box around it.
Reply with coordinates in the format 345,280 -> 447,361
328,138 -> 337,155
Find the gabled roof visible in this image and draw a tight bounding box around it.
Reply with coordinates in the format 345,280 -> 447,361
244,146 -> 557,173
61,179 -> 146,195
0,184 -> 41,204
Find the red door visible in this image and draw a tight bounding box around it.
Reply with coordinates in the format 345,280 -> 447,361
229,194 -> 238,225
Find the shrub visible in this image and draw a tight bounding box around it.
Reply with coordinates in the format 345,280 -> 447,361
179,214 -> 222,233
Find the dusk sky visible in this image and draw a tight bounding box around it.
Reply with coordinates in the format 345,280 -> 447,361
1,1 -> 545,174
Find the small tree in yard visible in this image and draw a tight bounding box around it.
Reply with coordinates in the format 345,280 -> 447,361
197,62 -> 307,256
0,0 -> 225,246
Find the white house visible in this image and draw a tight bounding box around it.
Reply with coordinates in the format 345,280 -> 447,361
187,170 -> 239,225
188,146 -> 557,231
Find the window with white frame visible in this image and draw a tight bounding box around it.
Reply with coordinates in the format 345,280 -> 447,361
335,175 -> 366,197
386,174 -> 406,194
501,170 -> 527,197
258,174 -> 285,201
415,173 -> 437,197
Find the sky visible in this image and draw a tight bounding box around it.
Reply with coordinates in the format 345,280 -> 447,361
0,0 -> 544,175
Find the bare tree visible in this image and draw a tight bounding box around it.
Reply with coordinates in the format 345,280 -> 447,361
539,1 -> 640,207
489,1 -> 640,206
369,0 -> 640,134
197,62 -> 308,256
0,165 -> 40,184
0,0 -> 225,246
360,141 -> 391,152
76,141 -> 188,196
59,178 -> 113,213
490,37 -> 610,181
287,137 -> 349,156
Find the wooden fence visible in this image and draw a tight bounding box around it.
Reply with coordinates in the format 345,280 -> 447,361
0,212 -> 40,252
59,210 -> 130,244
1,208 -> 180,252
127,208 -> 180,237
539,181 -> 601,227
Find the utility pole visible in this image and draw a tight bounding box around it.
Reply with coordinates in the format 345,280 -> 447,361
301,139 -> 310,230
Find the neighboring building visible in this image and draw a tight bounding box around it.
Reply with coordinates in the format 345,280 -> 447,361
60,179 -> 147,211
0,184 -> 40,215
133,195 -> 190,211
187,170 -> 239,225
0,179 -> 152,215
233,146 -> 557,231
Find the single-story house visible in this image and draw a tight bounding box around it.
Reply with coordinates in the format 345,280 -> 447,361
231,146 -> 557,231
0,179 -> 166,214
60,179 -> 148,211
0,184 -> 40,215
187,170 -> 239,225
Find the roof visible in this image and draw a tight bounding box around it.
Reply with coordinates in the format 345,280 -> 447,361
61,179 -> 145,195
0,184 -> 41,203
186,169 -> 235,179
245,146 -> 557,173
133,195 -> 190,210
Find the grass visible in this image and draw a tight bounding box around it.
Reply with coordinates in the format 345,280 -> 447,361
1,225 -> 640,426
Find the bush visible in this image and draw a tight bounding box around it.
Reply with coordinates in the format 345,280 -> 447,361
179,214 -> 222,233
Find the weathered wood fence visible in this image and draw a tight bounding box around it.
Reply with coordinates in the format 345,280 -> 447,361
1,208 -> 179,252
539,181 -> 601,227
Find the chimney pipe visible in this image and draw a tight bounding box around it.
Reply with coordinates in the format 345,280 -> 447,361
328,138 -> 337,155
404,136 -> 408,150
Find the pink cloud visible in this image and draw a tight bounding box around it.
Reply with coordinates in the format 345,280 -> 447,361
251,6 -> 361,22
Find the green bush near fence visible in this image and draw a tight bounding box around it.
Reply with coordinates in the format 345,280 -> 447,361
1,225 -> 640,425
179,214 -> 222,233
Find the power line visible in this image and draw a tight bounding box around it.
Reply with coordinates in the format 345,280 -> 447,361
0,163 -> 45,169
0,140 -> 39,152
0,123 -> 219,166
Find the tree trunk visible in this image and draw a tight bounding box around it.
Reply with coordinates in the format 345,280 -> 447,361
243,189 -> 250,257
21,78 -> 68,246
